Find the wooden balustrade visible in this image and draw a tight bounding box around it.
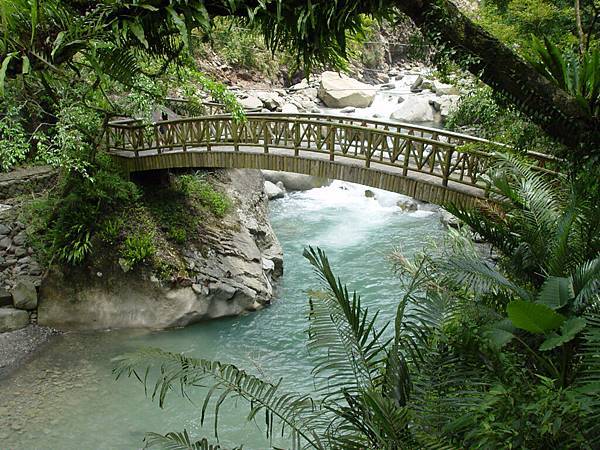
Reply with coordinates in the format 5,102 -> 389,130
106,113 -> 560,201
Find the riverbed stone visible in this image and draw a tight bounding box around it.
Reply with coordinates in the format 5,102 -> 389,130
318,71 -> 375,108
0,237 -> 11,250
0,224 -> 10,235
12,280 -> 38,310
38,169 -> 284,330
397,198 -> 418,212
264,181 -> 285,200
262,170 -> 330,191
0,307 -> 29,332
391,97 -> 436,123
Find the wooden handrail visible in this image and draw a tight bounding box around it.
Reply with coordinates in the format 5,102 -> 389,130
105,112 -> 561,195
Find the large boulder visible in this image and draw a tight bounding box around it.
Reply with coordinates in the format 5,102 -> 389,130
239,95 -> 263,110
0,307 -> 29,332
434,82 -> 460,96
391,97 -> 436,123
12,279 -> 37,310
318,71 -> 375,108
264,181 -> 285,200
262,170 -> 330,191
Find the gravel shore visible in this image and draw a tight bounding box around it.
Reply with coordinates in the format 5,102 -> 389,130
0,325 -> 60,378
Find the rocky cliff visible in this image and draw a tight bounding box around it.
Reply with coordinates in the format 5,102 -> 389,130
38,169 -> 283,330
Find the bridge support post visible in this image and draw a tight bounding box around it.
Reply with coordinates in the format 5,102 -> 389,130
328,126 -> 335,161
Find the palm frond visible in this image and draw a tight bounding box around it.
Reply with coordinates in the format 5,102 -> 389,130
303,246 -> 389,398
113,348 -> 325,449
143,430 -> 242,450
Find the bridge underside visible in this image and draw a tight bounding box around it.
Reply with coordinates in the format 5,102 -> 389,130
112,146 -> 486,207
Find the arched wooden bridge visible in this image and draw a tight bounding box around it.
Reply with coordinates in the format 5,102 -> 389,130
106,112 -> 558,207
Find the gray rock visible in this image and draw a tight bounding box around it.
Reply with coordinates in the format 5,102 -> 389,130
12,232 -> 26,246
0,237 -> 11,250
0,307 -> 29,332
262,170 -> 330,191
12,279 -> 38,310
440,209 -> 460,228
380,82 -> 395,90
396,198 -> 418,212
340,106 -> 356,113
391,97 -> 436,123
14,247 -> 27,257
264,181 -> 285,200
318,71 -> 375,108
410,75 -> 423,92
365,190 -> 376,199
397,96 -> 405,104
0,224 -> 10,235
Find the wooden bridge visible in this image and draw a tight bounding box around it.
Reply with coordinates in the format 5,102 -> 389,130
106,112 -> 558,207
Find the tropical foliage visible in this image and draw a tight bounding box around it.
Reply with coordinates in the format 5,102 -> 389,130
115,155 -> 599,449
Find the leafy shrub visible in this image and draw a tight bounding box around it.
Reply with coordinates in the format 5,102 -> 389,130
167,227 -> 187,245
120,232 -> 156,269
31,157 -> 140,266
0,105 -> 29,172
98,217 -> 124,244
174,174 -> 231,217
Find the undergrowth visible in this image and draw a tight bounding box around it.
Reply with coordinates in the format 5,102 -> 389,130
22,164 -> 231,279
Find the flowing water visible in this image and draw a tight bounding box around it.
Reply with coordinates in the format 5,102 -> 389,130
0,181 -> 446,449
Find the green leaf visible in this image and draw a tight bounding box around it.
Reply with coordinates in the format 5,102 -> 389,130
539,317 -> 587,351
166,6 -> 190,49
51,31 -> 65,59
0,52 -> 16,96
21,55 -> 30,75
537,276 -> 574,310
507,300 -> 566,334
484,318 -> 516,348
129,21 -> 149,49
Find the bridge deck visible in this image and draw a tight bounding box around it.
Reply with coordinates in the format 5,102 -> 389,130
107,112 -> 559,207
112,144 -> 486,207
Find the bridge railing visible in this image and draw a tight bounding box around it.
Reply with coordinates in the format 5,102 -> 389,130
106,113 -> 560,191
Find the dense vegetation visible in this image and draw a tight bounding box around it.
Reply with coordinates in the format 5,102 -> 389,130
0,0 -> 598,448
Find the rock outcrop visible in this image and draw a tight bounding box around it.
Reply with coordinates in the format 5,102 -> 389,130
262,170 -> 331,191
318,71 -> 375,108
38,169 -> 284,331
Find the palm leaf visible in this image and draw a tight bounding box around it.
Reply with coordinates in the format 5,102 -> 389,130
113,348 -> 325,449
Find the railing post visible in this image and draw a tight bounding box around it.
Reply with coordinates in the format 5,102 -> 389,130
442,148 -> 454,187
294,122 -> 300,156
205,120 -> 212,152
328,125 -> 335,161
182,123 -> 188,152
231,119 -> 239,152
263,121 -> 269,154
365,131 -> 372,168
402,139 -> 412,176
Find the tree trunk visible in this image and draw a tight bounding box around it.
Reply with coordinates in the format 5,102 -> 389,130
391,0 -> 598,155
574,0 -> 585,56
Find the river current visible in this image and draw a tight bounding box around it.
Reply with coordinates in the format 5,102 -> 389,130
0,180 -> 445,449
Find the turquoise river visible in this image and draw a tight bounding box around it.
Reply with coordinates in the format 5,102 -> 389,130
0,180 -> 446,449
